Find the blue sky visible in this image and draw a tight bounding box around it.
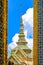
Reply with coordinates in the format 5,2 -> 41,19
8,0 -> 33,44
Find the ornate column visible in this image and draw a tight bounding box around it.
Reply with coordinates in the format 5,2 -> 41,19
34,0 -> 38,65
0,0 -> 7,65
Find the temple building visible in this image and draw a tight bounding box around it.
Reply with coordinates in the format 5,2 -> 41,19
8,17 -> 33,65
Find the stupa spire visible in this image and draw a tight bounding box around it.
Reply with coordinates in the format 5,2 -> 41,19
17,1 -> 27,44
20,1 -> 24,34
20,16 -> 24,34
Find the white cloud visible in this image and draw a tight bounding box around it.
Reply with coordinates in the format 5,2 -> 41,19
8,33 -> 19,55
22,8 -> 33,27
24,30 -> 33,50
12,33 -> 19,42
22,8 -> 33,38
26,38 -> 33,50
8,8 -> 33,55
